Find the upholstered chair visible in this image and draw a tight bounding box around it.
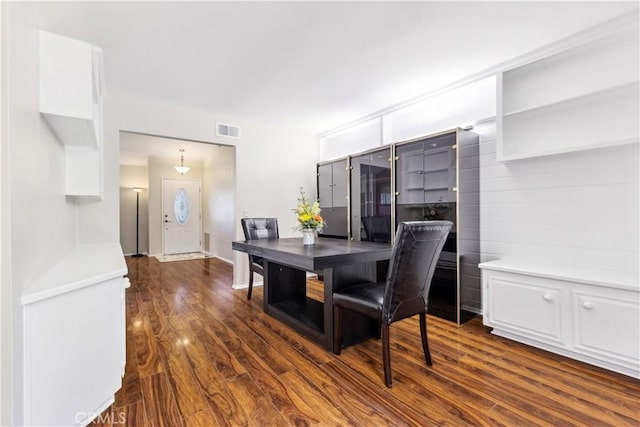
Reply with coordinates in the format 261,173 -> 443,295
333,220 -> 452,387
240,218 -> 279,300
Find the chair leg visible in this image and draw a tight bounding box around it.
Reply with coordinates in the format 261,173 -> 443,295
382,323 -> 392,387
333,306 -> 342,355
247,270 -> 254,300
419,312 -> 432,366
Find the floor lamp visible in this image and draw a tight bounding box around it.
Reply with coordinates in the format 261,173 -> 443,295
132,187 -> 145,257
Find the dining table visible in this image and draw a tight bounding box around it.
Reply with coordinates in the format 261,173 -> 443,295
232,237 -> 392,351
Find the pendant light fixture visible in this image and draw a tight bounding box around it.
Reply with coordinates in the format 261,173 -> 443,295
174,148 -> 190,175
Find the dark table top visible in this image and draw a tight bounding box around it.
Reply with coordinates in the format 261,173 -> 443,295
232,237 -> 392,271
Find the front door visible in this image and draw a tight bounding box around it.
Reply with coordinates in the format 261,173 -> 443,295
162,178 -> 201,255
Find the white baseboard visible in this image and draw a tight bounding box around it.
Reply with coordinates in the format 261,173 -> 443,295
232,281 -> 263,290
461,304 -> 482,316
213,254 -> 233,264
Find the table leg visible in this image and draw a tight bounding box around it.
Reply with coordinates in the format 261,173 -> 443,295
324,263 -> 379,352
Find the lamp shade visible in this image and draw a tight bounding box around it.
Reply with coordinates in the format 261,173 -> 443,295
175,148 -> 189,175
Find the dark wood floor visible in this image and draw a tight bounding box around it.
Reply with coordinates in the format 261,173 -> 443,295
93,255 -> 640,426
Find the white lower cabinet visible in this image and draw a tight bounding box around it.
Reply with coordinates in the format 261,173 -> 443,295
22,244 -> 128,426
486,276 -> 566,345
480,261 -> 639,379
573,287 -> 640,365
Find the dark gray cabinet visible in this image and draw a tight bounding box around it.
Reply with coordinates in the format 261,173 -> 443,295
349,147 -> 392,244
317,159 -> 348,238
395,129 -> 480,324
316,128 -> 480,324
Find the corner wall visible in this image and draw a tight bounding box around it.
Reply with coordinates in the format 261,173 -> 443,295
5,3 -> 80,424
202,145 -> 235,262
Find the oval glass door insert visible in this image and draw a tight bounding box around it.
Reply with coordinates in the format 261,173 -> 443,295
174,188 -> 190,225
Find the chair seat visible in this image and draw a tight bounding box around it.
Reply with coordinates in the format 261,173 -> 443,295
333,282 -> 385,319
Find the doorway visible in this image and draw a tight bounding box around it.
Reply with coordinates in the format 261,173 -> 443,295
162,178 -> 201,255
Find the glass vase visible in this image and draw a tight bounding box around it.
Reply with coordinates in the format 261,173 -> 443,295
302,229 -> 315,245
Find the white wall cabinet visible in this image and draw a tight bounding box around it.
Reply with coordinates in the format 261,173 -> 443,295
22,244 -> 128,426
497,18 -> 639,161
480,260 -> 639,378
39,31 -> 104,196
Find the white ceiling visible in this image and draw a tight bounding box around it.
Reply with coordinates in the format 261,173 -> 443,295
26,1 -> 638,162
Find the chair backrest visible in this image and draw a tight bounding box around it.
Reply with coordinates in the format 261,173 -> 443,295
382,221 -> 453,324
241,218 -> 279,241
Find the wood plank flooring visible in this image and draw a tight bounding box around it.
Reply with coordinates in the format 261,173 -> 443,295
92,255 -> 640,426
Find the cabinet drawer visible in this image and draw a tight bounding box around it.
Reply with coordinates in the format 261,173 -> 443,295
573,288 -> 640,363
487,276 -> 564,344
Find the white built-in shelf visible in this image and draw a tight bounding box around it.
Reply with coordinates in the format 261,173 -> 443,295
497,19 -> 639,162
39,31 -> 104,197
22,243 -> 127,306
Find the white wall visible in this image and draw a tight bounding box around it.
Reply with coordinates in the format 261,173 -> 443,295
102,92 -> 317,286
5,3 -> 81,423
202,145 -> 235,262
120,165 -> 149,255
0,2 -> 9,424
319,76 -> 496,162
147,157 -> 203,255
477,120 -> 639,281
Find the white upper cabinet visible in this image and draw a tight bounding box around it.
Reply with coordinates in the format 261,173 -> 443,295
40,31 -> 103,148
39,31 -> 104,196
497,17 -> 639,161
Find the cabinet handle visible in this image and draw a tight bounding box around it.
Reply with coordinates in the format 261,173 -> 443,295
542,293 -> 553,302
582,301 -> 594,310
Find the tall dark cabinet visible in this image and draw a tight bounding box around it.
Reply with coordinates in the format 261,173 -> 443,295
316,128 -> 480,324
395,129 -> 480,323
349,147 -> 393,244
317,159 -> 349,239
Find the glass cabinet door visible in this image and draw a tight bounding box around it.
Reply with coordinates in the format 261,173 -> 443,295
395,132 -> 459,322
317,159 -> 349,238
317,163 -> 333,208
350,147 -> 392,243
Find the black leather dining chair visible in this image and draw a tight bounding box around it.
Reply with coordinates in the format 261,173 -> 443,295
240,218 -> 279,300
332,220 -> 453,387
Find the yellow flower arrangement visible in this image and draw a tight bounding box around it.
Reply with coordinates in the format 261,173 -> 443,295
294,187 -> 326,231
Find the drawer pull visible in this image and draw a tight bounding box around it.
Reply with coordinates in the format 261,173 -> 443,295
582,301 -> 594,310
542,293 -> 553,302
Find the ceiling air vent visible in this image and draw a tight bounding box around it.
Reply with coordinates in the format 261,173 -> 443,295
216,122 -> 241,139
